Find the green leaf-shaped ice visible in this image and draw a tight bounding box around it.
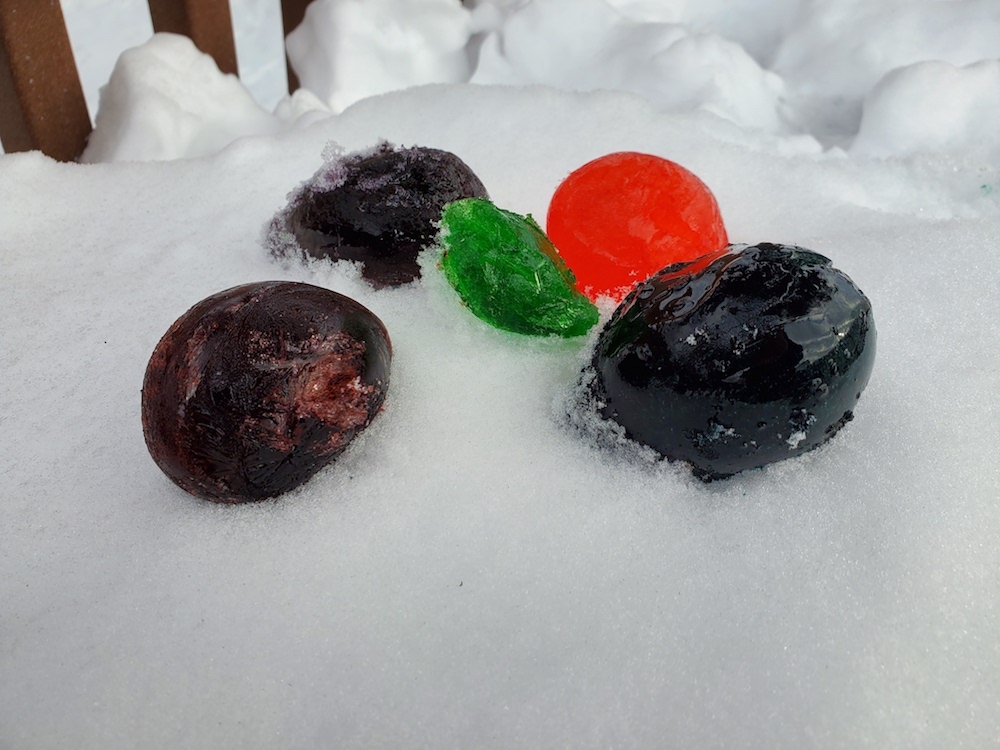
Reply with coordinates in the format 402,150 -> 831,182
439,199 -> 599,337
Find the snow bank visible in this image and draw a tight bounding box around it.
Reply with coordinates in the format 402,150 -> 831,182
81,34 -> 281,163
470,0 -> 787,132
70,0 -> 1000,162
774,0 -> 1000,101
853,60 -> 1000,159
81,34 -> 328,163
286,0 -> 474,113
2,83 -> 999,749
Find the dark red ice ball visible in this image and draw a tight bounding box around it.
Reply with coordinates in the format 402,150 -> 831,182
141,281 -> 391,503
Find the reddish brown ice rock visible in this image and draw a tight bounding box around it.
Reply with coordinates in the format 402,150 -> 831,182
141,281 -> 391,503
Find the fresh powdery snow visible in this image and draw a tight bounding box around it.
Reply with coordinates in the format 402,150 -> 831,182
2,0 -> 999,748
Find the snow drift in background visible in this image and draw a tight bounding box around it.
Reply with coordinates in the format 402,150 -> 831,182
853,60 -> 1000,159
286,0 -> 474,113
470,0 -> 788,133
82,35 -> 327,163
76,0 -> 1000,161
82,34 -> 279,162
773,0 -> 1000,99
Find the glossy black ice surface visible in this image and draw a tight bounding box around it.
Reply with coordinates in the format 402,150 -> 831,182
588,243 -> 876,481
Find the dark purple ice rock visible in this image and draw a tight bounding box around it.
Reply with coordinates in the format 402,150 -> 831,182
142,281 -> 391,503
269,142 -> 489,288
587,243 -> 876,481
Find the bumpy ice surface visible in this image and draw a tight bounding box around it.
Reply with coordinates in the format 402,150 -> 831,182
586,243 -> 876,480
142,281 -> 391,503
439,198 -> 598,337
268,141 -> 488,288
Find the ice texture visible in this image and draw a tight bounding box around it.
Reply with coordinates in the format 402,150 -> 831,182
438,198 -> 598,337
267,142 -> 489,287
585,243 -> 876,480
142,281 -> 391,503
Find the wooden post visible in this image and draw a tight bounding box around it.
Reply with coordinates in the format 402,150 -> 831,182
281,0 -> 313,94
147,0 -> 238,76
0,0 -> 91,161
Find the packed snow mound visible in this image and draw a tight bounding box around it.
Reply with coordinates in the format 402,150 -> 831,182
603,0 -> 684,23
633,33 -> 787,133
470,0 -> 685,88
73,0 -> 998,162
470,0 -> 787,133
81,34 -> 329,163
81,34 -> 281,163
773,0 -> 1000,100
853,60 -> 1000,159
286,0 -> 474,113
692,0 -> 807,63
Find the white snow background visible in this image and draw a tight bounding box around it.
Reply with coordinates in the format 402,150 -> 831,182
1,0 -> 999,748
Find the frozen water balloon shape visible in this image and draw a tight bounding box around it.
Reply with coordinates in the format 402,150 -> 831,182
546,151 -> 729,302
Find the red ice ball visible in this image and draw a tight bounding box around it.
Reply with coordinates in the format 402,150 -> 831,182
546,151 -> 728,301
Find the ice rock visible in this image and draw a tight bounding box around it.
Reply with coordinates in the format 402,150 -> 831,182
142,281 -> 391,503
268,142 -> 488,288
586,243 -> 876,481
546,151 -> 728,302
439,198 -> 598,337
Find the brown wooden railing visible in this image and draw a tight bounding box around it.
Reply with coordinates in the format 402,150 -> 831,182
0,0 -> 312,162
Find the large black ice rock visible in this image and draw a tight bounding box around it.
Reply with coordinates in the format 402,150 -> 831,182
587,243 -> 876,481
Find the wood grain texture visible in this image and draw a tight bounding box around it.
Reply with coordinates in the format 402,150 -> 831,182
0,0 -> 91,161
281,0 -> 313,93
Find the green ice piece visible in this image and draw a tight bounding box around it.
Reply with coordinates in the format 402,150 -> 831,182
439,199 -> 599,337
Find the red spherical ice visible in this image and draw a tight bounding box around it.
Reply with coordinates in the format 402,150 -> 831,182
546,152 -> 729,301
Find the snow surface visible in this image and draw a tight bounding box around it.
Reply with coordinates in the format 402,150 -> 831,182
2,1 -> 1000,748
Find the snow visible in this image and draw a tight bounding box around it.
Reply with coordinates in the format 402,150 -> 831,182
852,59 -> 1000,159
60,0 -> 288,117
469,0 -> 789,133
81,34 -> 282,163
56,0 -> 1000,159
2,1 -> 999,748
287,0 -> 474,114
